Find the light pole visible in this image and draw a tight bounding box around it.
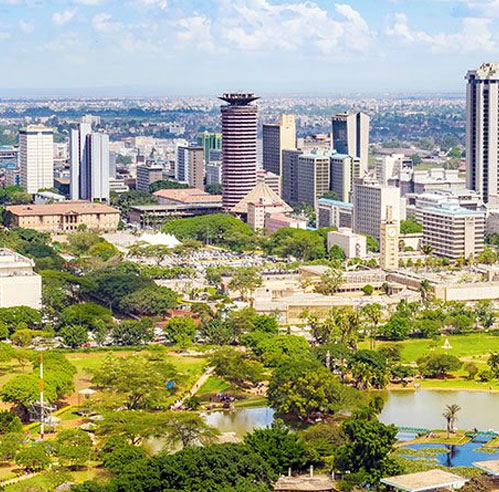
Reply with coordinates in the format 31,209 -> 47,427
39,350 -> 44,440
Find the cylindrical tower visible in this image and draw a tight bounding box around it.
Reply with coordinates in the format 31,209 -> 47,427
219,93 -> 259,210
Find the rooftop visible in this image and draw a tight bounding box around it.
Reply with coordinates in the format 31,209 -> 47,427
381,469 -> 467,491
318,198 -> 353,208
232,182 -> 292,214
420,203 -> 486,216
7,201 -> 120,217
474,459 -> 499,476
219,92 -> 260,105
153,188 -> 222,204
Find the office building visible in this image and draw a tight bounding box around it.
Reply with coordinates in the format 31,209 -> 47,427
262,114 -> 296,179
418,203 -> 485,259
70,124 -> 110,202
317,198 -> 353,228
281,149 -> 302,204
329,153 -> 361,202
197,131 -> 222,166
219,93 -> 259,210
264,215 -> 307,235
296,134 -> 331,154
331,112 -> 370,174
353,180 -> 401,239
327,228 -> 367,259
206,162 -> 222,185
377,153 -> 413,185
297,154 -> 330,208
380,206 -> 399,270
0,249 -> 42,309
176,146 -> 204,190
109,178 -> 129,194
19,125 -> 54,194
466,62 -> 499,204
257,169 -> 280,196
395,168 -> 465,196
136,164 -> 164,192
6,201 -> 120,233
247,198 -> 293,232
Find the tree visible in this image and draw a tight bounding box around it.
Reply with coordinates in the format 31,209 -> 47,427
228,267 -> 263,304
210,347 -> 264,388
268,358 -> 361,420
475,300 -> 496,330
265,228 -> 326,260
102,439 -> 147,473
0,410 -> 22,434
314,268 -> 344,295
476,247 -> 498,265
244,421 -> 308,474
334,416 -> 401,487
164,317 -> 197,346
361,303 -> 383,349
60,325 -> 88,348
244,333 -> 311,367
111,319 -> 155,346
16,442 -> 52,471
417,353 -> 462,378
120,285 -> 178,316
149,179 -> 189,193
0,306 -> 41,335
329,245 -> 346,262
56,428 -> 93,469
400,218 -> 423,235
362,284 -> 374,296
463,362 -> 479,380
163,412 -> 220,449
419,279 -> 432,303
0,432 -> 23,461
380,316 -> 411,341
488,352 -> 499,377
252,314 -> 279,335
60,302 -> 113,331
365,235 -> 379,253
91,354 -> 177,410
443,404 -> 461,437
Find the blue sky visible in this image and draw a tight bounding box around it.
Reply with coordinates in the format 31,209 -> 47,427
0,0 -> 498,94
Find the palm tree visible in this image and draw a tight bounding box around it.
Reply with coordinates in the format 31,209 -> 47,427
419,279 -> 431,304
361,303 -> 383,349
443,404 -> 461,438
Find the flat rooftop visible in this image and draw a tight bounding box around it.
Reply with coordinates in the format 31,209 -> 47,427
153,188 -> 222,204
274,475 -> 337,491
7,201 -> 119,217
474,459 -> 499,476
381,469 -> 467,491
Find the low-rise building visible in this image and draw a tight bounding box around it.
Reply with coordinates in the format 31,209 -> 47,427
0,249 -> 42,309
327,228 -> 367,258
265,214 -> 307,234
154,188 -> 222,206
418,203 -> 485,259
247,199 -> 291,232
6,201 -> 120,233
34,191 -> 66,205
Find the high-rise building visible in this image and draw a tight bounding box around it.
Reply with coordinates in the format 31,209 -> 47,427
176,146 -> 204,190
329,153 -> 361,202
466,63 -> 499,204
19,125 -> 54,194
331,112 -> 370,174
197,131 -> 222,166
262,114 -> 296,180
352,180 -> 401,239
317,198 -> 353,229
281,149 -> 302,205
219,93 -> 259,210
206,162 -> 222,186
70,124 -> 109,202
297,154 -> 330,208
380,206 -> 400,270
418,203 -> 485,259
257,169 -> 280,196
136,165 -> 164,192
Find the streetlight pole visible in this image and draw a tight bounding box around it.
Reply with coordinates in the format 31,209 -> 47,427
39,351 -> 44,440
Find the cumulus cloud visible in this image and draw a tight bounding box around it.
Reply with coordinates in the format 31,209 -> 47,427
140,0 -> 168,8
18,20 -> 34,33
92,13 -> 122,33
175,0 -> 373,56
386,12 -> 495,52
52,8 -> 77,26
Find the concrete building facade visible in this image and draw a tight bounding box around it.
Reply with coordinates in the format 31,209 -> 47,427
176,146 -> 204,190
220,93 -> 259,210
262,114 -> 296,181
327,228 -> 367,259
281,149 -> 302,204
297,154 -> 330,208
20,125 -> 54,194
329,153 -> 361,202
136,165 -> 164,192
317,198 -> 353,228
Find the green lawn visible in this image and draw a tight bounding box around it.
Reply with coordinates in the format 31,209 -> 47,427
197,376 -> 231,397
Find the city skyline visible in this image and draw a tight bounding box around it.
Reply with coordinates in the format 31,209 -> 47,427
1,0 -> 499,94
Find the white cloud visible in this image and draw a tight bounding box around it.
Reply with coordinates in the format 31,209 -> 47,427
386,12 -> 495,53
0,32 -> 11,40
92,13 -> 121,33
175,0 -> 373,56
74,0 -> 102,5
18,20 -> 34,33
52,8 -> 77,26
140,0 -> 168,8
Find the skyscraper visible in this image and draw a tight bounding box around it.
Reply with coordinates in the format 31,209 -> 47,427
176,145 -> 205,190
466,62 -> 499,205
262,114 -> 296,179
197,131 -> 222,166
331,112 -> 370,175
19,125 -> 54,194
219,93 -> 259,210
297,154 -> 330,208
70,124 -> 110,202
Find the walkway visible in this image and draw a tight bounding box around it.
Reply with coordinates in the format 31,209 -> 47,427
170,366 -> 214,410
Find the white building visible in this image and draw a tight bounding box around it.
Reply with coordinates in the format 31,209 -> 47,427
19,125 -> 54,194
352,180 -> 401,239
418,203 -> 486,259
70,124 -> 110,202
0,249 -> 42,309
329,153 -> 361,202
34,191 -> 66,205
206,162 -> 222,186
327,228 -> 367,259
377,153 -> 412,185
317,198 -> 353,228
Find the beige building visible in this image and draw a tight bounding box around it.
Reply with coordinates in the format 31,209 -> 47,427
327,228 -> 367,259
0,249 -> 42,309
6,201 -> 120,233
247,199 -> 291,232
257,169 -> 281,196
19,125 -> 54,194
329,153 -> 361,202
176,145 -> 204,190
265,215 -> 307,234
297,154 -> 330,208
380,206 -> 400,270
353,180 -> 401,239
418,203 -> 485,259
262,114 -> 296,182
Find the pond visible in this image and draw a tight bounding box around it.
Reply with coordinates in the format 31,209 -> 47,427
202,390 -> 499,438
399,439 -> 499,468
